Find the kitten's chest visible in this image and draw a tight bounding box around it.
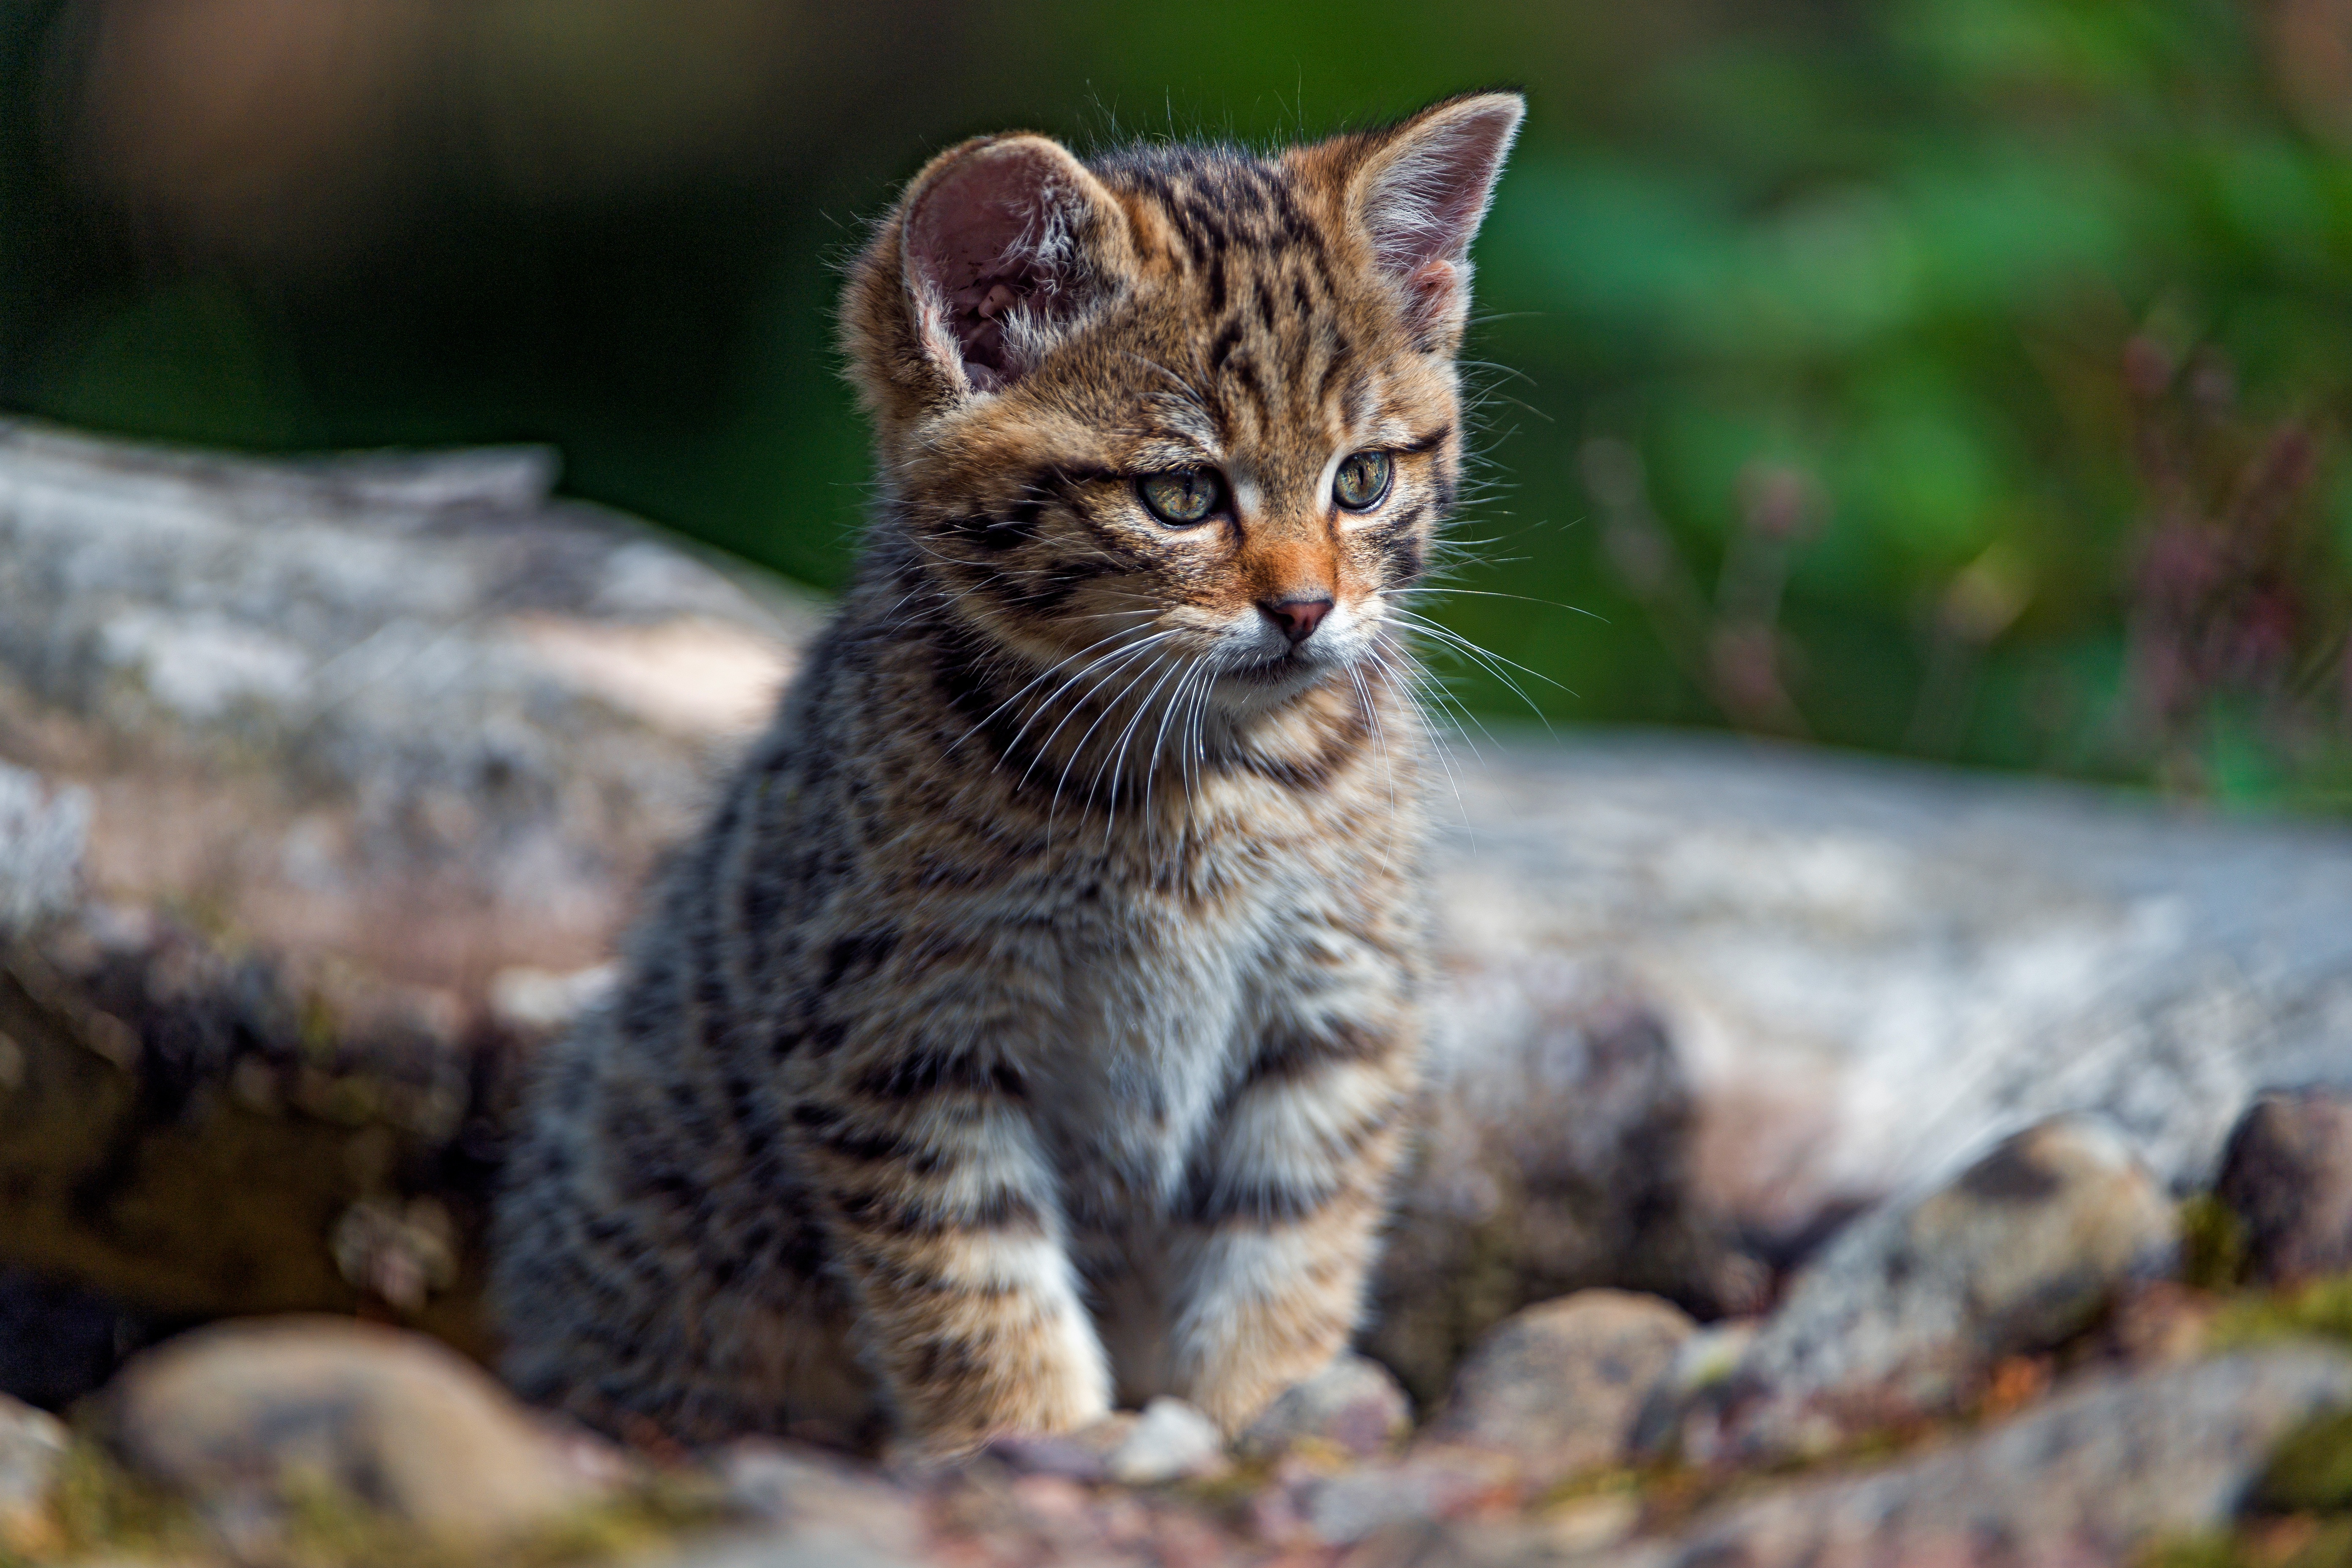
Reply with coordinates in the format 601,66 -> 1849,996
1023,847 -> 1291,1208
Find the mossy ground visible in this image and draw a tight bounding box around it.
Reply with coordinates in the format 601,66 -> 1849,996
22,1204 -> 2352,1567
2,1437 -> 728,1568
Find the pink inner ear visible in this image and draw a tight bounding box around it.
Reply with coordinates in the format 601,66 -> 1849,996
905,147 -> 1080,390
1363,101 -> 1522,279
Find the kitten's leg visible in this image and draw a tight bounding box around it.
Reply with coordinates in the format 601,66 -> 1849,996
794,1040 -> 1111,1452
1164,1004 -> 1421,1433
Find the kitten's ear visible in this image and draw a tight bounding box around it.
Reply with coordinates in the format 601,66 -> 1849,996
884,134 -> 1131,402
1332,92 -> 1524,351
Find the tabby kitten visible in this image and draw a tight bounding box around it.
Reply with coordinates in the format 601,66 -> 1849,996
491,91 -> 1524,1453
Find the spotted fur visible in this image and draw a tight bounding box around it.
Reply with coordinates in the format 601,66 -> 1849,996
491,92 -> 1524,1453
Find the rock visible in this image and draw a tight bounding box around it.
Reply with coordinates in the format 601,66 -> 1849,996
2215,1088 -> 2352,1285
647,1533 -> 929,1568
1237,1353 -> 1412,1462
1608,1349 -> 2352,1568
0,424 -> 812,1377
1371,996 -> 1755,1405
1295,1444 -> 1522,1546
978,1412 -> 1139,1481
0,766 -> 86,933
719,1440 -> 928,1560
1429,733 -> 2352,1260
103,1315 -> 615,1549
1105,1397 -> 1228,1485
1665,1115 -> 2177,1463
1421,1290 -> 1693,1487
0,1392 -> 65,1553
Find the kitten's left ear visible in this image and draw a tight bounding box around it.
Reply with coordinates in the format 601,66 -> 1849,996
1331,92 -> 1524,351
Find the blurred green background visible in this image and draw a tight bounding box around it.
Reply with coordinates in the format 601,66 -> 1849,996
4,0 -> 2349,808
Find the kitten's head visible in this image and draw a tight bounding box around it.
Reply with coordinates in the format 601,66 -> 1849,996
841,93 -> 1522,717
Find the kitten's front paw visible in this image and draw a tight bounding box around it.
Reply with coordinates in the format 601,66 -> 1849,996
888,1318 -> 1114,1456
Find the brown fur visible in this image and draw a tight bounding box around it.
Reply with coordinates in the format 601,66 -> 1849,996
490,93 -> 1523,1453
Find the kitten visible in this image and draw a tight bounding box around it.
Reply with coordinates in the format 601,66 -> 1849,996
490,91 -> 1523,1454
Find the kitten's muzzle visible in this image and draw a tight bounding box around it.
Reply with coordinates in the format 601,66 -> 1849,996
1260,596 -> 1334,646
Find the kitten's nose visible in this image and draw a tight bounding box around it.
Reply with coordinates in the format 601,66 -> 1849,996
1261,596 -> 1334,645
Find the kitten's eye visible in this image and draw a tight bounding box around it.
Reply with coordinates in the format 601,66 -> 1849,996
1334,451 -> 1393,512
1137,468 -> 1222,527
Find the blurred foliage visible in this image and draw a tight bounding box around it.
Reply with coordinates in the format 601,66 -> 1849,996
2,0 -> 2349,807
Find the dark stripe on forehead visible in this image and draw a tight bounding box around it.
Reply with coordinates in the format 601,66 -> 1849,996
1316,333 -> 1356,408
1264,177 -> 1324,259
1208,317 -> 1245,370
1228,351 -> 1271,425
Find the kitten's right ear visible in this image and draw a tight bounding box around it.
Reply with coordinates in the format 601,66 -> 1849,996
1323,92 -> 1524,353
845,134 -> 1132,420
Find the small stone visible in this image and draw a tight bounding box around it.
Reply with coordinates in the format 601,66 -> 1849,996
103,1315 -> 613,1549
647,1530 -> 929,1568
2216,1088 -> 2352,1285
980,1412 -> 1138,1481
1614,1348 -> 2352,1568
1668,1113 -> 2177,1464
719,1440 -> 926,1559
1105,1398 -> 1228,1485
1301,1443 -> 1521,1545
1235,1353 -> 1411,1462
1538,1492 -> 1642,1555
1422,1289 -> 1693,1487
0,1393 -> 67,1553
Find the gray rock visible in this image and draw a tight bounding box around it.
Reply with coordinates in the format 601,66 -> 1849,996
1665,1115 -> 2177,1463
1236,1353 -> 1412,1462
0,423 -> 812,1358
0,765 -> 87,936
1428,733 -> 2352,1256
718,1440 -> 927,1560
2215,1088 -> 2352,1285
1421,1290 -> 1692,1487
645,1535 -> 928,1568
978,1411 -> 1138,1481
103,1315 -> 615,1549
1297,1444 -> 1524,1546
0,1392 -> 65,1554
1106,1397 -> 1228,1485
1613,1349 -> 2352,1568
1371,998 -> 1751,1405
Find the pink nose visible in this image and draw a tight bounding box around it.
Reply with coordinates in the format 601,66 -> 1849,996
1262,597 -> 1334,645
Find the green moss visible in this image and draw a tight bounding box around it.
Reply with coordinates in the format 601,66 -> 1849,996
2139,1532 -> 2252,1568
2180,1195 -> 2251,1292
40,1440 -> 204,1562
2141,1521 -> 2352,1568
22,1437 -> 727,1568
2209,1275 -> 2352,1354
2260,1411 -> 2352,1515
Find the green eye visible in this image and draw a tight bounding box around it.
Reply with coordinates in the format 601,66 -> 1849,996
1334,451 -> 1392,512
1137,468 -> 1222,527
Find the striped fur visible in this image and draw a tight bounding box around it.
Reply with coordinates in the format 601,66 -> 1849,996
491,92 -> 1523,1454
